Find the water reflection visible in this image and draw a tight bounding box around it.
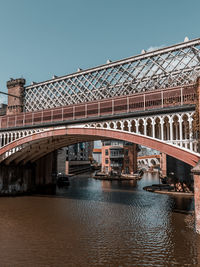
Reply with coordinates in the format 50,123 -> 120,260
56,172 -> 194,214
0,172 -> 199,267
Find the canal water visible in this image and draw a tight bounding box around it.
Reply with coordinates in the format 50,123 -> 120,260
0,172 -> 199,267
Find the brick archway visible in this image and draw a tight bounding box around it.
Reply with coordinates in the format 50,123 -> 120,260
0,127 -> 199,166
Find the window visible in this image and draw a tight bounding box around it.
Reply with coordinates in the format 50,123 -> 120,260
125,149 -> 129,156
105,158 -> 109,164
103,141 -> 111,146
105,149 -> 109,155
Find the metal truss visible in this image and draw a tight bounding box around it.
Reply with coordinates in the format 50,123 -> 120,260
24,38 -> 200,112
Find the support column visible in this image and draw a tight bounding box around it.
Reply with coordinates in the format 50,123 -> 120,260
160,118 -> 164,141
169,117 -> 173,141
189,118 -> 193,151
152,120 -> 155,138
158,124 -> 161,139
65,161 -> 69,175
197,77 -> 200,153
135,120 -> 139,134
175,123 -> 178,140
160,153 -> 167,176
35,151 -> 57,190
128,120 -> 131,132
11,133 -> 14,142
179,117 -> 183,147
184,122 -> 187,140
192,163 -> 200,234
143,118 -> 147,136
167,123 -> 170,140
194,142 -> 198,152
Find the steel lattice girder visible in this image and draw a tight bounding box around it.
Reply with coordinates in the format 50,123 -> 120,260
24,38 -> 200,112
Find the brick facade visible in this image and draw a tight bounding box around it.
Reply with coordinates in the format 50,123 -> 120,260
101,140 -> 137,174
6,78 -> 25,115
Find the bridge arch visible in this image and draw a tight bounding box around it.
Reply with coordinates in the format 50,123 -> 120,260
0,127 -> 199,167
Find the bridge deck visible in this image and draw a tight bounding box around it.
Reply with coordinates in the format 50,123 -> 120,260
1,84 -> 196,130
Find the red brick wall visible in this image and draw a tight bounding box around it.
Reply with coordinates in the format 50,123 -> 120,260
65,161 -> 69,175
6,78 -> 25,115
194,174 -> 200,233
123,144 -> 137,174
160,153 -> 167,176
101,143 -> 137,174
101,145 -> 111,173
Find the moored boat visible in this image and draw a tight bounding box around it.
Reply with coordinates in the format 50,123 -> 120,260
56,173 -> 70,187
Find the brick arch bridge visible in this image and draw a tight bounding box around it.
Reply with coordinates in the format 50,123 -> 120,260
2,37 -> 200,232
1,126 -> 199,167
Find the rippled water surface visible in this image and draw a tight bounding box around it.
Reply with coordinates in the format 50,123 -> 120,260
0,172 -> 199,267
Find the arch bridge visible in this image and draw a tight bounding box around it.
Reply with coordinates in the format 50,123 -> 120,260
0,91 -> 198,167
138,155 -> 161,170
1,37 -> 200,231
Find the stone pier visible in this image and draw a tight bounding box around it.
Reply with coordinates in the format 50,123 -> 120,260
34,151 -> 57,193
0,152 -> 57,195
160,153 -> 167,176
0,163 -> 35,194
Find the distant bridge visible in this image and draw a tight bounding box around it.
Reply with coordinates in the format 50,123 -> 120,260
138,154 -> 161,169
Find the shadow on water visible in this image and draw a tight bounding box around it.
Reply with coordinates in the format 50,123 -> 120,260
34,172 -> 194,214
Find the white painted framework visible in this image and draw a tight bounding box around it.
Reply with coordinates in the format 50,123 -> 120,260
24,38 -> 200,112
0,128 -> 50,162
82,111 -> 197,152
0,111 -> 198,163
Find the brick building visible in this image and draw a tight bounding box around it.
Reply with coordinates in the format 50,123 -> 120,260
57,141 -> 94,174
101,140 -> 137,175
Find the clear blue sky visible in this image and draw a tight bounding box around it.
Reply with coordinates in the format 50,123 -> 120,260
0,0 -> 199,102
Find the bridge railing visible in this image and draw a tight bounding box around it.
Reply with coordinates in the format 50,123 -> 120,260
0,84 -> 196,129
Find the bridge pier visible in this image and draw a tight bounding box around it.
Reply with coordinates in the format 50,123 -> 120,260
160,153 -> 167,176
0,163 -> 35,194
192,162 -> 200,233
0,152 -> 57,195
34,151 -> 57,193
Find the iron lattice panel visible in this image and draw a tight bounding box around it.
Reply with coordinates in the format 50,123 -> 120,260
24,38 -> 200,112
